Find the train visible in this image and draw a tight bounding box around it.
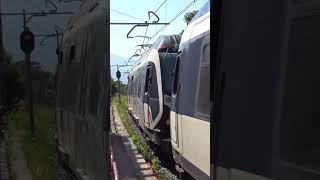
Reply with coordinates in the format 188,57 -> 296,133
127,35 -> 180,156
210,0 -> 320,180
170,1 -> 210,179
55,0 -> 111,179
53,0 -> 320,179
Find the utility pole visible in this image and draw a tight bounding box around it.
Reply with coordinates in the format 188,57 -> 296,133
0,0 -> 3,49
0,0 -> 3,107
25,50 -> 34,135
20,10 -> 35,136
116,65 -> 121,104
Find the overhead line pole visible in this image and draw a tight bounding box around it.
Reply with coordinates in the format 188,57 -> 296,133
0,0 -> 3,49
22,10 -> 35,136
116,65 -> 121,103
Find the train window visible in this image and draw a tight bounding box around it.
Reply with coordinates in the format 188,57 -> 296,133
196,44 -> 210,117
59,51 -> 63,64
149,65 -> 159,99
144,66 -> 152,92
60,110 -> 63,132
158,45 -> 179,53
159,53 -> 177,95
172,58 -> 180,95
69,45 -> 76,63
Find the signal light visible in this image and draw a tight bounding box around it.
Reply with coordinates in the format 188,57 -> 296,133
20,30 -> 35,54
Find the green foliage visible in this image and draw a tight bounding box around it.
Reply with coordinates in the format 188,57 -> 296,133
6,105 -> 58,180
13,59 -> 56,105
183,10 -> 198,24
0,49 -> 25,109
112,96 -> 161,173
151,158 -> 160,172
110,78 -> 117,96
111,78 -> 128,96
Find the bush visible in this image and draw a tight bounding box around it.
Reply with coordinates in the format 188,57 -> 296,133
112,96 -> 161,174
6,105 -> 58,180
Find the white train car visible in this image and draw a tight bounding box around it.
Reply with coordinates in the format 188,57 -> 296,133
170,1 -> 210,179
127,35 -> 180,155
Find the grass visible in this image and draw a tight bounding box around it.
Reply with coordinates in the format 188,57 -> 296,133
112,96 -> 161,174
6,105 -> 58,180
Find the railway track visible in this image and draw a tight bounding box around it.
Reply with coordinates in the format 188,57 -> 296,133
111,104 -> 194,179
110,105 -> 159,180
126,110 -> 188,180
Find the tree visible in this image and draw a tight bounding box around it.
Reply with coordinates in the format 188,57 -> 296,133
183,10 -> 198,25
110,78 -> 117,96
110,78 -> 128,96
180,10 -> 199,35
0,49 -> 25,110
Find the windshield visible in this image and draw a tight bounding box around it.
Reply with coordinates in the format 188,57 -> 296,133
159,53 -> 178,96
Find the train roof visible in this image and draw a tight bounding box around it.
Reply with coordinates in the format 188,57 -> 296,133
130,35 -> 181,71
61,0 -> 104,47
151,35 -> 181,49
190,0 -> 210,24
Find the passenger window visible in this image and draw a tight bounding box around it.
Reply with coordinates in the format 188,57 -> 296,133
172,58 -> 180,95
144,66 -> 152,92
196,44 -> 210,117
69,45 -> 76,63
59,51 -> 63,64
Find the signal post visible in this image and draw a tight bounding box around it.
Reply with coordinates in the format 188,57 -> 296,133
20,28 -> 35,136
116,66 -> 121,103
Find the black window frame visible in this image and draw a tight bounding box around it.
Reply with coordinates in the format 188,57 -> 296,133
195,43 -> 210,120
69,45 -> 76,64
144,65 -> 153,93
172,57 -> 181,96
59,51 -> 63,65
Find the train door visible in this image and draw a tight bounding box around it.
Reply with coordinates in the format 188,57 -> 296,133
143,63 -> 160,127
170,57 -> 182,152
143,65 -> 153,126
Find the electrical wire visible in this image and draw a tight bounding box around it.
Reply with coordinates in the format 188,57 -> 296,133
153,0 -> 168,14
142,0 -> 168,46
151,0 -> 197,39
110,9 -> 145,22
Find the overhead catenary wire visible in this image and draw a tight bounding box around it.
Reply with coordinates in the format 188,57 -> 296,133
142,0 -> 168,46
152,0 -> 168,16
151,0 -> 198,39
120,0 -> 174,68
110,9 -> 146,22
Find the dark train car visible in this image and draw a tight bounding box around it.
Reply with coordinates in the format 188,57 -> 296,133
211,0 -> 320,180
170,1 -> 210,179
127,35 -> 180,153
55,0 -> 110,179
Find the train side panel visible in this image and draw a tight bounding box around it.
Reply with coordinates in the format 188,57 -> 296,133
56,1 -> 110,179
170,1 -> 210,179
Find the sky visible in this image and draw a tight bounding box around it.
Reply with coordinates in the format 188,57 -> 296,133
1,0 -> 207,83
110,0 -> 207,83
